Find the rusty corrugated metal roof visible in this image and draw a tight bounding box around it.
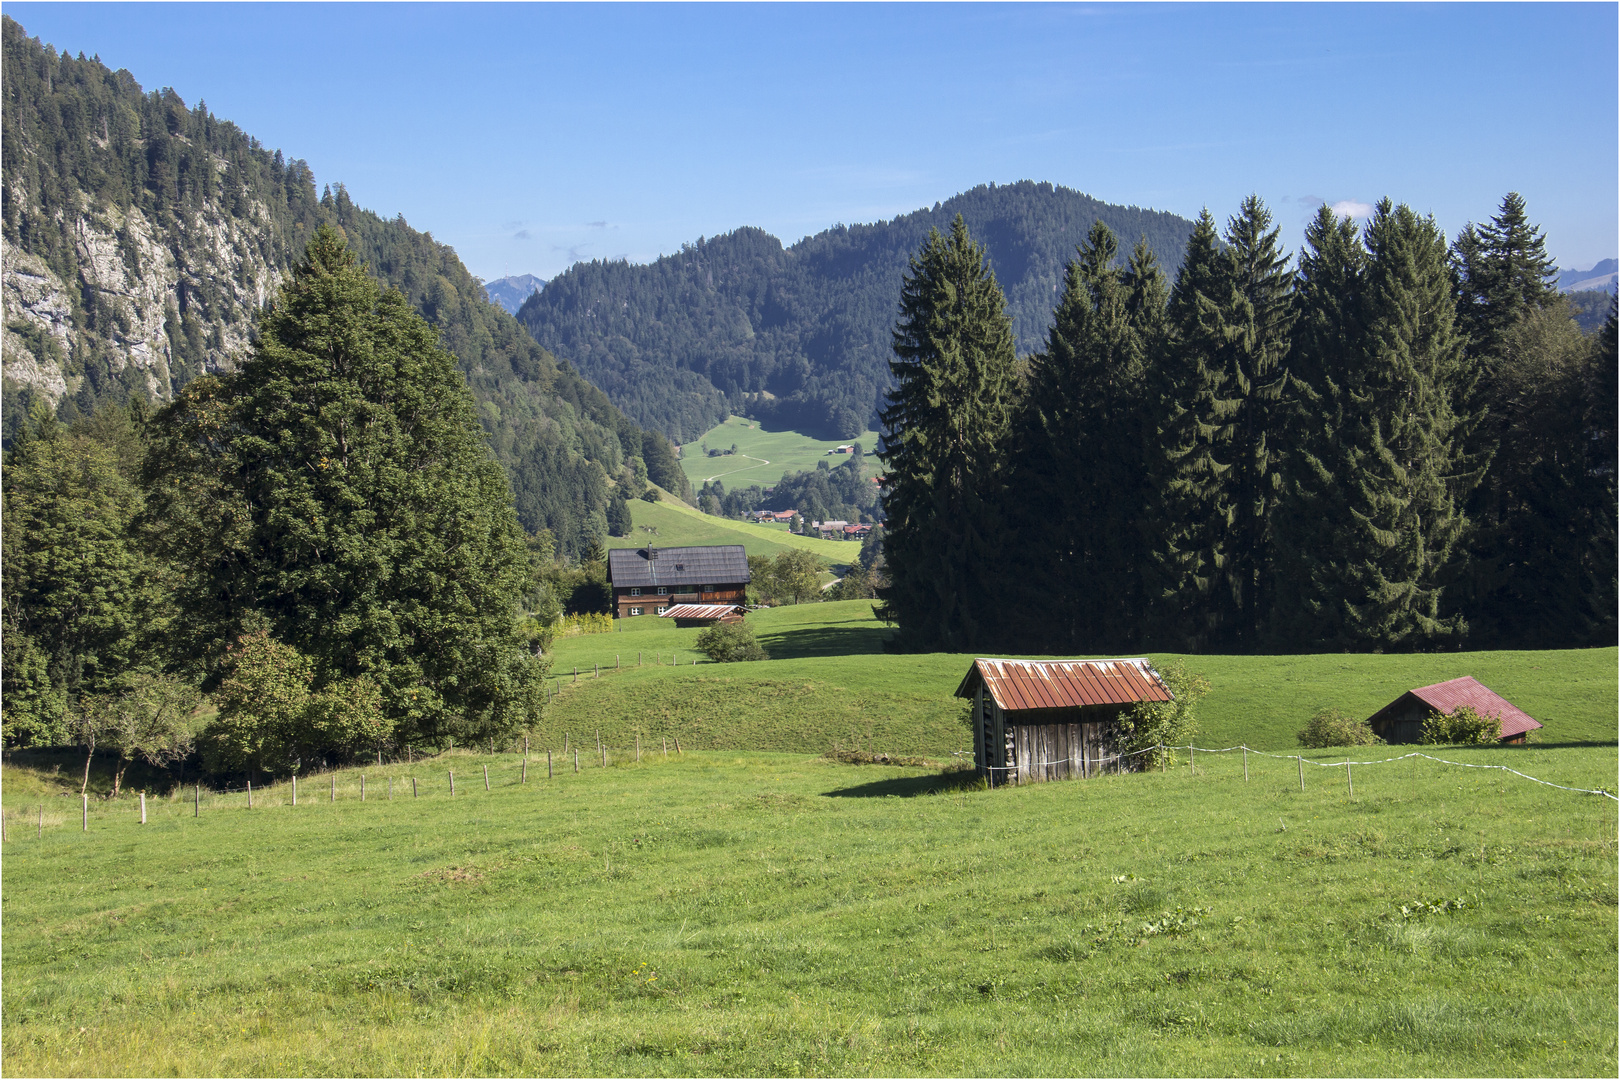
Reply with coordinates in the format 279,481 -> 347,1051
1400,676 -> 1542,739
954,658 -> 1174,712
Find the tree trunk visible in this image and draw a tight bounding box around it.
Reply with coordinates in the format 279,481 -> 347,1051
113,759 -> 129,799
81,746 -> 94,795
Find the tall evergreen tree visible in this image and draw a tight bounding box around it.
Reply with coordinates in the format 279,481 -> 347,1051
1148,198 -> 1293,650
1271,205 -> 1368,645
1009,221 -> 1159,651
1453,193 -> 1560,362
876,216 -> 1018,649
142,225 -> 546,748
1327,201 -> 1480,648
1148,210 -> 1231,651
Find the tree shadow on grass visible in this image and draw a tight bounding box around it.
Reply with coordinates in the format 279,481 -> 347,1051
822,769 -> 981,799
757,624 -> 894,659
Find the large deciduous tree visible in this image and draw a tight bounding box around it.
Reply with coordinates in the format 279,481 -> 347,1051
876,216 -> 1019,649
143,224 -> 546,750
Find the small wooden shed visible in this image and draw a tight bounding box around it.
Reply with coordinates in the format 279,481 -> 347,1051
1365,676 -> 1543,744
955,658 -> 1174,786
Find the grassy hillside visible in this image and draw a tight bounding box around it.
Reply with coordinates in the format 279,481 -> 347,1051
680,416 -> 881,488
3,742 -> 1613,1076
542,602 -> 1619,757
609,493 -> 856,564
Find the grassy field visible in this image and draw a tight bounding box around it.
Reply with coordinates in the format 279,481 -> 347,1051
540,601 -> 1619,757
678,415 -> 881,488
606,495 -> 856,565
3,742 -> 1614,1076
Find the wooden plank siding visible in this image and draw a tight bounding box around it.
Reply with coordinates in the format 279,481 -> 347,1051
981,703 -> 1134,786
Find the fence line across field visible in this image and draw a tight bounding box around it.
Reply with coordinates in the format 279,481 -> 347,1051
982,741 -> 1617,801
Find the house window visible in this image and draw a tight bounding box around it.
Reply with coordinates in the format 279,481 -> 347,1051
629,606 -> 643,616
656,605 -> 667,615
630,587 -> 641,596
657,586 -> 668,595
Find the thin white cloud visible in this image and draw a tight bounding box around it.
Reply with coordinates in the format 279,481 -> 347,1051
1330,200 -> 1373,220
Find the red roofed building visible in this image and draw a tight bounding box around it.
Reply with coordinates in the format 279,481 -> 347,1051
1365,676 -> 1543,744
955,658 -> 1174,785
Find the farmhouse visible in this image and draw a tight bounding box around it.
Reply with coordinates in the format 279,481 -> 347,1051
606,544 -> 749,619
1365,676 -> 1544,744
956,658 -> 1174,785
658,603 -> 748,628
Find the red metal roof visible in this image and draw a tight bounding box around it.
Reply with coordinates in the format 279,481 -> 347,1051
657,604 -> 747,620
954,658 -> 1174,712
1404,676 -> 1542,739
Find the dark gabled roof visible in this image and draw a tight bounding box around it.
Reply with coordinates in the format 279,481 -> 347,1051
955,658 -> 1174,712
606,545 -> 749,589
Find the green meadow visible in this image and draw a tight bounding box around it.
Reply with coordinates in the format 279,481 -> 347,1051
4,599 -> 1616,1076
540,601 -> 1619,757
607,494 -> 856,565
3,744 -> 1614,1077
678,416 -> 881,488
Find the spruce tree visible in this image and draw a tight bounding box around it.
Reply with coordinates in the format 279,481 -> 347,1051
1148,210 -> 1231,651
1271,204 -> 1368,646
1148,198 -> 1293,650
142,224 -> 545,747
1453,192 -> 1560,361
1010,221 -> 1159,651
1330,201 -> 1480,648
876,216 -> 1018,649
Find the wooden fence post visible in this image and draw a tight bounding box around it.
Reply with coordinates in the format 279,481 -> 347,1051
449,770 -> 456,795
1298,755 -> 1305,791
1242,746 -> 1249,782
247,780 -> 253,808
547,748 -> 553,779
195,783 -> 200,818
595,663 -> 599,678
83,793 -> 89,831
601,742 -> 608,769
522,756 -> 528,784
360,775 -> 366,801
388,777 -> 393,800
573,748 -> 579,773
1161,745 -> 1166,773
331,774 -> 336,802
140,792 -> 147,825
616,654 -> 620,669
663,737 -> 668,759
483,765 -> 490,791
412,776 -> 418,798
573,666 -> 578,683
1188,745 -> 1194,776
293,775 -> 298,805
636,733 -> 641,763
1347,763 -> 1353,799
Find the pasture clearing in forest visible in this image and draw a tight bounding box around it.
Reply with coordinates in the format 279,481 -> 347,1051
2,742 -> 1614,1077
677,415 -> 881,488
606,493 -> 853,564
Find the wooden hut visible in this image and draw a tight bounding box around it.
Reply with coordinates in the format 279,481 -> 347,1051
1365,676 -> 1543,744
955,658 -> 1174,785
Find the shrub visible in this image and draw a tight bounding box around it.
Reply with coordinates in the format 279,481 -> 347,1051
1118,661 -> 1210,770
695,620 -> 768,662
1297,707 -> 1381,749
1421,705 -> 1499,745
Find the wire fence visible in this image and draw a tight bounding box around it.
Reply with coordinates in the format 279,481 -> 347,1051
979,741 -> 1618,801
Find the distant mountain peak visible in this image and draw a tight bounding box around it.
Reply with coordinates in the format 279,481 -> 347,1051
1556,258 -> 1617,294
485,273 -> 546,314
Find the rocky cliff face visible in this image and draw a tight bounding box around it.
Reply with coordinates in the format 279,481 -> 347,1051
2,186 -> 287,407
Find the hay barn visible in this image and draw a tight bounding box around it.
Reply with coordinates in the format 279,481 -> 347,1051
955,658 -> 1174,786
1365,676 -> 1543,744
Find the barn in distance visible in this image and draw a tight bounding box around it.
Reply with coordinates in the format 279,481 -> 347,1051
956,658 -> 1174,785
606,544 -> 750,619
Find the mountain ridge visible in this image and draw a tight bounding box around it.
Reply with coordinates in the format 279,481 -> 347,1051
515,181 -> 1197,441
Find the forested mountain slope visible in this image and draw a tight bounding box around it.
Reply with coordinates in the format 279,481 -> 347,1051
516,181 -> 1195,440
0,16 -> 688,556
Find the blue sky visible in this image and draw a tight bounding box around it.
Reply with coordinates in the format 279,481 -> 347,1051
9,2 -> 1617,282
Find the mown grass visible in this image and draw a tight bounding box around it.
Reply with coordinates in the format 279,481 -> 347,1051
543,602 -> 1619,756
606,495 -> 856,564
3,743 -> 1614,1077
678,415 -> 881,488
